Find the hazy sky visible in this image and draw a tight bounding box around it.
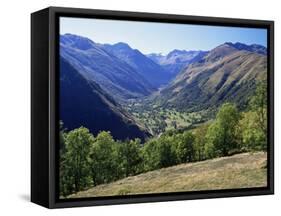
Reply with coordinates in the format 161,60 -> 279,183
60,17 -> 267,55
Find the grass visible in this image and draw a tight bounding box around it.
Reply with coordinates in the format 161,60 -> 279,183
125,100 -> 210,136
67,152 -> 267,198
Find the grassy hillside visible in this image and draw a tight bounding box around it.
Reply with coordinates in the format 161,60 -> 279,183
67,152 -> 267,198
156,43 -> 267,112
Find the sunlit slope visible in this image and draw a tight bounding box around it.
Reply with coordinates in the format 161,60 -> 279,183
68,152 -> 267,198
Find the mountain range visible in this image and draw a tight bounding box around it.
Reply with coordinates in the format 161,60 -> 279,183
60,34 -> 155,101
103,42 -> 172,87
60,33 -> 267,140
60,34 -> 176,102
155,42 -> 267,111
224,42 -> 267,55
147,50 -> 208,75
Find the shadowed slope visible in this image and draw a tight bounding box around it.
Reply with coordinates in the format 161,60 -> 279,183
60,56 -> 150,141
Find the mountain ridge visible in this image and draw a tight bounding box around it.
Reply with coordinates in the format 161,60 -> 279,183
60,56 -> 151,141
60,33 -> 267,117
103,42 -> 172,87
147,49 -> 208,75
153,42 -> 267,111
224,42 -> 267,55
60,34 -> 155,101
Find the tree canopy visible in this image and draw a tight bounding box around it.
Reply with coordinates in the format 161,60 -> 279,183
59,82 -> 268,197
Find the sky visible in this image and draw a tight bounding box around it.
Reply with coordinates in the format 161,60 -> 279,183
60,17 -> 267,55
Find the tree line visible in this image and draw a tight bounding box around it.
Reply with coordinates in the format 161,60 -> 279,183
59,81 -> 267,197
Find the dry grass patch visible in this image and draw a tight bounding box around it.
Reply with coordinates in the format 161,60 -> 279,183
67,152 -> 267,198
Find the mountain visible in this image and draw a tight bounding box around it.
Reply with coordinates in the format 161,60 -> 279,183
146,53 -> 165,64
103,42 -> 172,87
60,33 -> 96,50
154,42 -> 267,111
225,42 -> 267,55
147,50 -> 208,75
60,34 -> 155,101
60,56 -> 150,141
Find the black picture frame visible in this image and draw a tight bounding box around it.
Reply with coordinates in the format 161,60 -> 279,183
31,6 -> 274,209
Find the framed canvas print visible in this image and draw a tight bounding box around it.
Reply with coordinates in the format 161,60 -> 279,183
31,7 -> 274,208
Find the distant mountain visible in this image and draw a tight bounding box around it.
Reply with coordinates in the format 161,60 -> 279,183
154,42 -> 267,111
60,56 -> 150,141
146,53 -> 165,64
103,42 -> 172,87
60,34 -> 155,101
147,50 -> 208,76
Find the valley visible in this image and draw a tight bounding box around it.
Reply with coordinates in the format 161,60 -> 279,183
59,33 -> 267,141
123,98 -> 212,136
59,33 -> 268,198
